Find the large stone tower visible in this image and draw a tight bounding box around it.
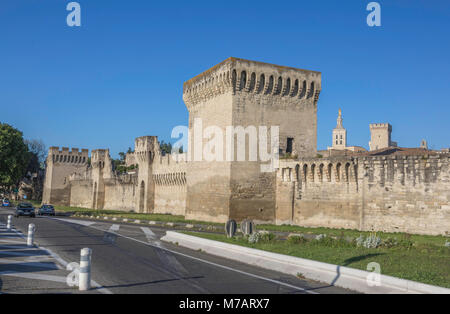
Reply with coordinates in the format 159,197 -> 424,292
182,57 -> 321,223
42,147 -> 89,205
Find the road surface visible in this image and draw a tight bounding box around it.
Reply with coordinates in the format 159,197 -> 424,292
0,208 -> 354,294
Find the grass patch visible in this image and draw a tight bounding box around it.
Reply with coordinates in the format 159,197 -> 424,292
256,224 -> 447,247
183,231 -> 450,288
25,200 -> 222,226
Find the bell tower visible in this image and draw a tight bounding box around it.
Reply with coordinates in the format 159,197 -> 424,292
332,109 -> 347,150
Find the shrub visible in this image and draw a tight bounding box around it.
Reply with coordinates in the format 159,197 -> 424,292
288,235 -> 308,245
398,234 -> 414,250
260,232 -> 276,242
248,231 -> 275,244
248,232 -> 262,244
355,233 -> 381,249
315,234 -> 327,241
398,239 -> 414,250
382,237 -> 398,248
363,233 -> 382,248
355,234 -> 365,247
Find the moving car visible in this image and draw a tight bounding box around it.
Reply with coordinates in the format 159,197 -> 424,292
2,198 -> 11,207
15,203 -> 36,218
38,204 -> 55,216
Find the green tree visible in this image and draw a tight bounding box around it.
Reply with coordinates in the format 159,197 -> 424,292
0,123 -> 30,189
159,140 -> 172,155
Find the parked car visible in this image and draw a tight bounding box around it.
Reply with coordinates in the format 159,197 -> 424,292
15,203 -> 35,218
2,198 -> 11,207
38,204 -> 55,216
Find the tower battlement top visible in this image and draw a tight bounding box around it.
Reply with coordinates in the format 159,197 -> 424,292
134,136 -> 159,152
48,146 -> 89,155
183,57 -> 322,109
183,57 -> 321,90
370,123 -> 392,130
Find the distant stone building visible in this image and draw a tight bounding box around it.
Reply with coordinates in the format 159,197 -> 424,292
420,139 -> 428,150
369,123 -> 398,151
330,109 -> 347,150
326,109 -> 366,153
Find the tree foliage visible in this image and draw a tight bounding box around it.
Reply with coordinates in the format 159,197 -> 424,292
24,139 -> 46,165
159,141 -> 183,155
159,140 -> 172,155
0,123 -> 30,188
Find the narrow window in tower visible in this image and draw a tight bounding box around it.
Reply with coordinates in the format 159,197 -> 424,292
286,138 -> 293,154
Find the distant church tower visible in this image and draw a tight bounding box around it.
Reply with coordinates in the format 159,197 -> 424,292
331,109 -> 347,150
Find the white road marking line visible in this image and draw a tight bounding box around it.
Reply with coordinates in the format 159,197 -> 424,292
0,239 -> 25,244
0,258 -> 61,270
109,224 -> 120,232
0,271 -> 110,293
140,226 -> 155,238
87,225 -> 317,294
141,226 -> 162,247
140,227 -> 156,240
50,218 -> 97,226
0,271 -> 68,283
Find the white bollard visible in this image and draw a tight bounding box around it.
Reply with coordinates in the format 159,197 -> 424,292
27,223 -> 35,247
7,215 -> 12,231
79,248 -> 92,291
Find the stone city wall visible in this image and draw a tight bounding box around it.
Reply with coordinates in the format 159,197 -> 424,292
276,154 -> 450,235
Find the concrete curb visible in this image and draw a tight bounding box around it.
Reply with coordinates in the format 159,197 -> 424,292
161,231 -> 450,295
71,214 -> 224,231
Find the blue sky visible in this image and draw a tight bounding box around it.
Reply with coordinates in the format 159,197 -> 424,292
1,0 -> 449,157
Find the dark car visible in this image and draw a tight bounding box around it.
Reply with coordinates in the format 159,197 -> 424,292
38,204 -> 55,216
15,202 -> 35,218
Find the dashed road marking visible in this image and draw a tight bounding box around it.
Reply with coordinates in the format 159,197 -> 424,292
109,224 -> 120,232
50,218 -> 97,227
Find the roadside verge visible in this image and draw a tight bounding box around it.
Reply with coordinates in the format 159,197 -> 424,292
161,231 -> 450,294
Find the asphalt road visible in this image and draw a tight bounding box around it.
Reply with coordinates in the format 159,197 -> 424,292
0,207 -> 354,294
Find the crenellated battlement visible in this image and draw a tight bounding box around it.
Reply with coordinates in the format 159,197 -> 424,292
278,153 -> 450,186
48,146 -> 89,164
370,123 -> 392,130
275,153 -> 450,235
183,57 -> 322,110
157,153 -> 188,165
278,157 -> 359,184
91,149 -> 110,169
134,136 -> 159,163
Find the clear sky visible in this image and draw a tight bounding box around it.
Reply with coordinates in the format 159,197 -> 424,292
1,0 -> 449,158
